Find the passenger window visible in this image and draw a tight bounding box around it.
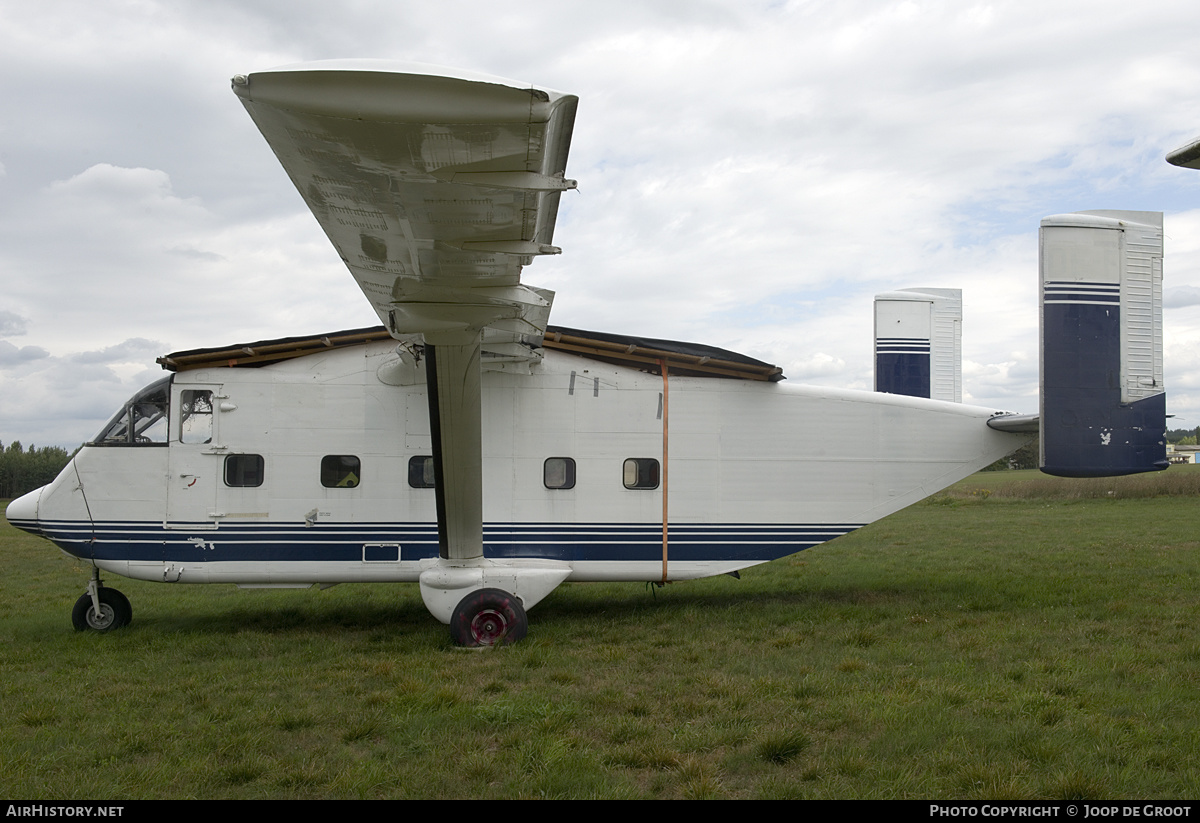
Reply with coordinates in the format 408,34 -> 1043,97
321,455 -> 361,488
224,454 -> 264,487
544,457 -> 576,489
623,458 -> 660,490
180,390 -> 213,444
408,455 -> 436,489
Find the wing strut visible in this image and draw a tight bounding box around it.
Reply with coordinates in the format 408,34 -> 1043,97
424,335 -> 484,561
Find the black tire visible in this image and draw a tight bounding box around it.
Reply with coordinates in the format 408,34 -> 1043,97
71,588 -> 132,632
450,588 -> 528,647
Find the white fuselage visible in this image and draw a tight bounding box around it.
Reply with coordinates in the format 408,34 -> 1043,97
14,340 -> 1027,587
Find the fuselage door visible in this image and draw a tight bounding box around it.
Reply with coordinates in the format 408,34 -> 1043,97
166,384 -> 222,530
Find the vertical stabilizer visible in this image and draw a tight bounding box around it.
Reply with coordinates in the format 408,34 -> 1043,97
1040,210 -> 1167,477
874,288 -> 962,402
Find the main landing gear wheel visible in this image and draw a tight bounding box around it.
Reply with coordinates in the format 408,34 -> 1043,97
71,588 -> 132,632
450,588 -> 528,647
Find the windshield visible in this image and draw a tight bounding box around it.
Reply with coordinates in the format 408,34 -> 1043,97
92,375 -> 172,446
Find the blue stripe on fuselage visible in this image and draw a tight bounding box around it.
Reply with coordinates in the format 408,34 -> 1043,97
35,521 -> 864,564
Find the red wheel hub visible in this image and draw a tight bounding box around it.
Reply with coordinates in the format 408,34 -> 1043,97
470,608 -> 509,644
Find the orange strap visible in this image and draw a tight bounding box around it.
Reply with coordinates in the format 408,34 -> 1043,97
659,359 -> 669,583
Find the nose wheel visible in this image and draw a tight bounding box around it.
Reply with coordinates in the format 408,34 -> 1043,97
71,587 -> 132,632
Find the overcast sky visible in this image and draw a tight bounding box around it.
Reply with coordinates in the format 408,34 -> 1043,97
3,0 -> 1200,448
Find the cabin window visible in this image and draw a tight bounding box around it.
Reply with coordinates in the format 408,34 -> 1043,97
224,454 -> 264,487
321,455 -> 361,488
544,457 -> 576,489
92,376 -> 171,446
408,455 -> 436,489
180,390 -> 213,444
623,458 -> 660,490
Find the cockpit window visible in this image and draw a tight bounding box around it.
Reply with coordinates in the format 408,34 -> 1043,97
92,376 -> 171,446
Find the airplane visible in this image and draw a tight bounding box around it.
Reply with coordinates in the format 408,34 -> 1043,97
1167,136 -> 1200,170
5,61 -> 1168,646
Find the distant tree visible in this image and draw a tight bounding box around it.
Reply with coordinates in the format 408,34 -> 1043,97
981,436 -> 1039,471
0,440 -> 73,498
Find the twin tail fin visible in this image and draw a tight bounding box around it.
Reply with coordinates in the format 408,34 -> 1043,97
1039,210 -> 1167,477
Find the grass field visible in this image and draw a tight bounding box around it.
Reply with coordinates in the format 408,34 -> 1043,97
3,467 -> 1200,799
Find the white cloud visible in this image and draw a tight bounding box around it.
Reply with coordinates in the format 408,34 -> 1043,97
0,339 -> 168,448
1165,286 -> 1200,309
0,340 -> 49,367
0,310 -> 28,336
68,338 -> 165,366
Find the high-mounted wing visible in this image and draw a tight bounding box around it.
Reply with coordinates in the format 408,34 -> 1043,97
1167,136 -> 1200,170
233,61 -> 578,561
232,59 -> 577,351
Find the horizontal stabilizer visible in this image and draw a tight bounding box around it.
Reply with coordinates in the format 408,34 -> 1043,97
1039,211 -> 1167,477
987,413 -> 1039,434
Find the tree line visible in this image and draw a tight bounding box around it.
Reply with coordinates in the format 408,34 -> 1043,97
982,436 -> 1039,471
0,441 -> 74,499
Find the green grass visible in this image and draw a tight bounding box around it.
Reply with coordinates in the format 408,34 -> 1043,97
952,463 -> 1200,499
3,468 -> 1200,798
